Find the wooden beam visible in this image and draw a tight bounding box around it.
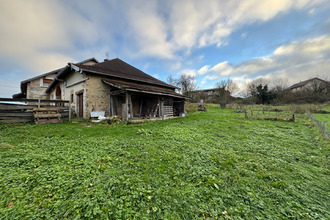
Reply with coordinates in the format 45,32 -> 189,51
0,112 -> 34,117
110,90 -> 125,96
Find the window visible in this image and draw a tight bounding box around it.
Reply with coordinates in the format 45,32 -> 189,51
42,78 -> 53,87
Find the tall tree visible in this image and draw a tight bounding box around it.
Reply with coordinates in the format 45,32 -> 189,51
215,78 -> 238,108
167,74 -> 198,99
246,78 -> 269,98
256,84 -> 276,104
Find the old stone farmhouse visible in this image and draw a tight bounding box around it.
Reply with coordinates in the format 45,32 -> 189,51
13,58 -> 185,120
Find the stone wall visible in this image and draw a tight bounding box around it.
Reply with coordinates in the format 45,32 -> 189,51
26,73 -> 57,99
85,74 -> 110,118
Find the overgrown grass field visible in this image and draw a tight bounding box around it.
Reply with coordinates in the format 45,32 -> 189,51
0,105 -> 329,219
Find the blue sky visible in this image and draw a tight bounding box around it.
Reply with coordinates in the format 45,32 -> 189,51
1,0 -> 330,97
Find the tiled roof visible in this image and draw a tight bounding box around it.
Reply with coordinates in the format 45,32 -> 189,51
288,77 -> 329,90
74,58 -> 176,89
102,78 -> 185,98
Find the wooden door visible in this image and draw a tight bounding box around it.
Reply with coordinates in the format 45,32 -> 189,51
77,93 -> 83,117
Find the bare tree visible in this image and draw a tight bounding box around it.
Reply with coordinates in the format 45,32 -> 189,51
167,74 -> 198,98
271,78 -> 289,93
167,75 -> 177,86
215,78 -> 238,108
246,77 -> 269,97
305,78 -> 329,94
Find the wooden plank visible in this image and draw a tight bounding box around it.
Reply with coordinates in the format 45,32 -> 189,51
0,119 -> 34,123
0,104 -> 34,110
33,107 -> 61,111
34,113 -> 61,118
35,118 -> 63,124
110,90 -> 125,96
0,98 -> 69,103
0,112 -> 34,117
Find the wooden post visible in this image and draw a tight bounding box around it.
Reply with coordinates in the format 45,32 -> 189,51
38,99 -> 41,108
110,96 -> 114,117
183,99 -> 185,113
139,99 -> 143,115
161,98 -> 164,119
125,92 -> 129,121
158,97 -> 161,117
69,99 -> 72,122
292,114 -> 295,122
109,88 -> 112,117
129,94 -> 133,119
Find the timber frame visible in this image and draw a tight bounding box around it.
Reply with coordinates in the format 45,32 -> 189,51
105,81 -> 185,120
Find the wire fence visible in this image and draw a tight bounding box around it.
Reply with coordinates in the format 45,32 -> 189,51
305,109 -> 329,140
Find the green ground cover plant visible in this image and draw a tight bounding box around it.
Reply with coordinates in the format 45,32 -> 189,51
314,114 -> 330,125
0,105 -> 329,219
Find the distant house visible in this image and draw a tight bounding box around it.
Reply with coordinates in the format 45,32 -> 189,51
190,88 -> 218,102
13,58 -> 185,120
288,77 -> 329,93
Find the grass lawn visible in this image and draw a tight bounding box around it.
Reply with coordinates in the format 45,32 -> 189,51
0,105 -> 329,219
314,114 -> 330,125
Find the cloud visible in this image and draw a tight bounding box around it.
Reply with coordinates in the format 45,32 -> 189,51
163,0 -> 322,54
182,69 -> 197,77
0,0 -> 102,74
0,0 -> 324,70
199,35 -> 330,87
197,65 -> 211,75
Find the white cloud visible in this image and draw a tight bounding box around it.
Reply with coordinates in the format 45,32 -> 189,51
0,0 -> 101,74
198,65 -> 211,75
0,0 -> 324,71
197,35 -> 330,89
182,69 -> 197,77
